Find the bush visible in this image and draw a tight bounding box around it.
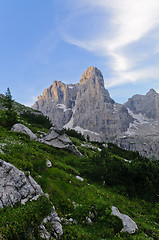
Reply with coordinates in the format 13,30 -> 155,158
108,143 -> 140,160
20,111 -> 52,129
81,147 -> 159,201
64,128 -> 85,141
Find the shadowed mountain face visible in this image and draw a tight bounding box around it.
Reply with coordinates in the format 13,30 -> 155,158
32,66 -> 133,136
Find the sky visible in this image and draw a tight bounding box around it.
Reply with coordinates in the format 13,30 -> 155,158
1,0 -> 159,106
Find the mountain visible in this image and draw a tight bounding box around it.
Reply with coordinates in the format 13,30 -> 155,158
32,66 -> 159,158
32,66 -> 133,138
112,89 -> 159,158
124,88 -> 159,119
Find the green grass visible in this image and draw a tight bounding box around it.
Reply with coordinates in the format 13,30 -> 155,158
0,196 -> 51,240
0,119 -> 159,239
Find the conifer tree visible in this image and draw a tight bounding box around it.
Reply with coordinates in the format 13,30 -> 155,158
2,88 -> 17,129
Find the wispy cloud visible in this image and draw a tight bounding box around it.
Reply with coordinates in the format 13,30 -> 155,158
105,65 -> 159,88
24,95 -> 38,107
62,0 -> 159,86
33,31 -> 59,64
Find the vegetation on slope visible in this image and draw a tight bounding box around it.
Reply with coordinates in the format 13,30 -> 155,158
0,102 -> 159,239
20,111 -> 52,129
0,88 -> 18,129
0,196 -> 51,240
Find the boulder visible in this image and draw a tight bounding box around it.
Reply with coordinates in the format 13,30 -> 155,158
46,159 -> 52,168
0,159 -> 63,239
0,159 -> 43,207
11,123 -> 37,140
111,206 -> 138,234
39,127 -> 82,156
76,175 -> 84,182
85,217 -> 92,225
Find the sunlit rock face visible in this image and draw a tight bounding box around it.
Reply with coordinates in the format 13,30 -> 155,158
32,80 -> 78,128
32,66 -> 133,136
72,67 -> 132,135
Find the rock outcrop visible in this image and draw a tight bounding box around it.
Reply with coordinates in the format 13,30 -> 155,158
0,159 -> 43,207
0,159 -> 63,239
11,123 -> 82,156
11,123 -> 37,140
112,206 -> 138,234
40,206 -> 63,239
39,127 -> 82,156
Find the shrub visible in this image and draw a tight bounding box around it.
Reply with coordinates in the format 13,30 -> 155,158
64,128 -> 85,141
81,147 -> 159,201
20,111 -> 52,129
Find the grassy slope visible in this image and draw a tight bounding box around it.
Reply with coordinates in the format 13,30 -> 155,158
0,112 -> 159,239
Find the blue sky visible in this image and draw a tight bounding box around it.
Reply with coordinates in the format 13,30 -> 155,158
1,0 -> 159,106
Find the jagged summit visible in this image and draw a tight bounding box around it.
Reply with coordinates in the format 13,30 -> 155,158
80,66 -> 104,87
146,88 -> 158,96
124,88 -> 159,119
77,66 -> 113,104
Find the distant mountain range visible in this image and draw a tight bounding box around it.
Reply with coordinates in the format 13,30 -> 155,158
32,66 -> 159,159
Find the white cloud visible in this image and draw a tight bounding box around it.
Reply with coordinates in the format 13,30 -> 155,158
105,65 -> 159,88
63,0 -> 159,86
24,95 -> 38,107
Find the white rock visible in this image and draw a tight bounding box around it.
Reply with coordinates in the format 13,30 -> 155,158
40,225 -> 51,240
86,217 -> 93,224
111,206 -> 138,234
0,159 -> 43,208
0,159 -> 63,239
123,159 -> 132,163
46,159 -> 52,168
76,175 -> 84,182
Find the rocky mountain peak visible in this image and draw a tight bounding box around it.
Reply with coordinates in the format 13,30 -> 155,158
80,66 -> 104,87
124,88 -> 159,119
32,67 -> 131,135
146,88 -> 158,96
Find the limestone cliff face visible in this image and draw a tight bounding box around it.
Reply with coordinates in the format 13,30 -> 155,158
32,66 -> 133,135
72,67 -> 132,134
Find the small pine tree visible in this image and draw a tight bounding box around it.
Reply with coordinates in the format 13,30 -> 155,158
86,135 -> 90,142
2,88 -> 17,129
